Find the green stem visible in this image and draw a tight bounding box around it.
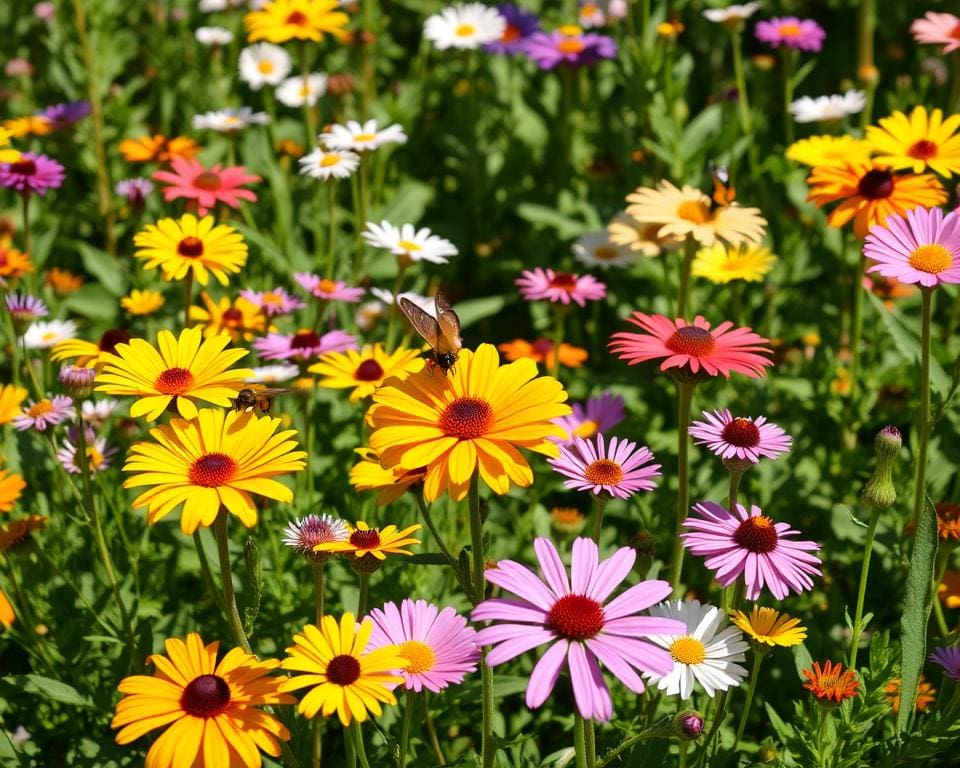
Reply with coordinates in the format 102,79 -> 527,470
326,181 -> 338,279
679,742 -> 689,768
596,720 -> 673,767
422,691 -> 446,764
313,561 -> 325,627
733,652 -> 764,749
574,714 -> 588,768
591,494 -> 607,543
21,194 -> 31,267
344,721 -> 357,768
912,288 -> 933,527
816,708 -> 830,767
415,492 -> 470,597
353,156 -> 369,281
468,471 -> 496,768
669,381 -> 695,595
857,0 -> 877,127
213,509 -> 252,653
729,469 -> 742,514
697,691 -> 729,767
849,251 -> 867,405
398,690 -> 413,768
849,507 -> 881,670
730,28 -> 759,179
357,571 -> 369,616
353,720 -> 371,768
299,41 -> 316,149
585,718 -> 597,768
193,530 -> 227,617
782,49 -> 795,146
677,237 -> 696,319
550,306 -> 566,380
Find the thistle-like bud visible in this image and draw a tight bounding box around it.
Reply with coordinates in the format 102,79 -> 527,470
860,426 -> 902,509
59,365 -> 96,399
673,710 -> 704,741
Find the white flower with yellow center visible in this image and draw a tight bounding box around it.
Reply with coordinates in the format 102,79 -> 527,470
238,43 -> 292,89
790,90 -> 866,124
319,119 -> 407,152
299,148 -> 360,180
363,220 -> 459,264
192,108 -> 269,133
24,320 -> 78,350
643,600 -> 748,700
424,3 -> 506,50
276,73 -> 328,107
572,231 -> 636,269
702,2 -> 761,25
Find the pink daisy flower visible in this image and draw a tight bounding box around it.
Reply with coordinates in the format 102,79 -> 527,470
369,599 -> 480,693
911,12 -> 960,54
929,646 -> 960,681
13,394 -> 73,431
608,313 -> 773,379
0,153 -> 65,196
551,392 -> 625,445
252,329 -> 357,362
755,17 -> 825,52
238,287 -> 306,317
549,434 -> 661,500
152,157 -> 259,216
688,409 -> 792,464
293,273 -> 366,303
5,293 -> 48,332
681,502 -> 822,600
516,267 -> 607,307
471,537 -> 684,721
863,207 -> 960,288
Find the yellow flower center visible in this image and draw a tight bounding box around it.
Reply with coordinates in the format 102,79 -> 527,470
583,458 -> 623,486
299,85 -> 311,98
572,419 -> 599,438
397,240 -> 422,252
26,400 -> 54,418
677,200 -> 710,224
318,278 -> 338,293
594,245 -> 618,261
455,23 -> 476,37
353,133 -> 376,142
669,635 -> 706,665
40,332 -> 58,343
908,244 -> 952,275
778,22 -> 802,36
263,292 -> 282,305
398,640 -> 436,674
87,446 -> 104,466
257,60 -> 275,74
558,25 -> 583,35
320,154 -> 341,167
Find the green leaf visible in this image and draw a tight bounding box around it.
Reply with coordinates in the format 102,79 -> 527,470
76,242 -> 127,297
898,495 -> 939,732
764,702 -> 795,740
0,726 -> 21,766
456,296 -> 507,329
2,675 -> 97,710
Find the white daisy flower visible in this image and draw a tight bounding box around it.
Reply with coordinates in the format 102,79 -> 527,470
702,2 -> 762,24
643,600 -> 749,700
299,148 -> 361,180
192,107 -> 269,133
199,0 -> 246,11
424,3 -> 506,50
276,74 -> 328,107
572,231 -> 636,269
81,398 -> 120,427
319,119 -> 407,152
23,319 -> 78,349
246,364 -> 301,384
355,300 -> 386,331
239,43 -> 293,90
790,90 -> 866,124
194,26 -> 234,46
363,220 -> 459,264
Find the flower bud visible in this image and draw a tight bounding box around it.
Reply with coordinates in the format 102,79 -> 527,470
860,426 -> 901,509
59,365 -> 96,399
350,553 -> 382,574
550,507 -> 585,537
673,710 -> 704,741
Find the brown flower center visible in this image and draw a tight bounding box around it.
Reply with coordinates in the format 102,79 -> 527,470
155,367 -> 195,395
547,594 -> 605,640
326,654 -> 361,686
550,272 -> 578,291
178,236 -> 205,258
180,674 -> 231,718
9,160 -> 37,176
354,359 -> 385,381
583,459 -> 624,486
99,328 -> 131,353
291,330 -> 321,349
221,307 -> 244,327
439,397 -> 493,440
188,453 -> 238,488
665,325 -> 716,357
733,515 -> 778,553
908,139 -> 938,160
192,171 -> 222,191
285,10 -> 309,25
857,168 -> 894,200
721,417 -> 760,447
908,244 -> 952,274
350,528 -> 381,549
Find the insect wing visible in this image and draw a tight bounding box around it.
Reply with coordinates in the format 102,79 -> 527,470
434,292 -> 462,355
709,163 -> 736,208
399,297 -> 443,350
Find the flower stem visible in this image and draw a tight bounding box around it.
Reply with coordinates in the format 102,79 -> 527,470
782,49 -> 795,146
357,571 -> 369,616
353,720 -> 371,768
468,471 -> 496,768
733,652 -> 764,749
21,194 -> 31,267
669,380 -> 695,595
730,28 -> 759,179
353,156 -> 369,281
551,306 -> 566,380
848,250 -> 868,406
816,708 -> 830,767
585,718 -> 597,768
313,561 -> 325,627
728,469 -> 742,514
398,690 -> 413,768
416,492 -> 471,598
574,714 -> 588,768
677,237 -> 696,319
912,288 -> 933,528
857,0 -> 877,127
596,720 -> 673,767
422,691 -> 446,764
591,494 -> 607,543
299,42 -> 316,149
213,509 -> 252,653
192,530 -> 227,617
325,181 -> 338,279
849,507 -> 881,670
697,691 -> 729,767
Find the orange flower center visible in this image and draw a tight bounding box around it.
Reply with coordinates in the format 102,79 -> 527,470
550,272 -> 578,291
439,397 -> 493,439
188,453 -> 238,488
178,236 -> 205,258
547,594 -> 605,640
501,23 -> 521,42
908,139 -> 938,160
350,528 -> 381,549
155,367 -> 195,395
320,154 -> 341,167
666,326 -> 716,357
733,515 -> 778,553
327,654 -> 361,685
180,674 -> 231,718
583,458 -> 623,485
856,168 -> 893,200
455,23 -> 476,37
257,59 -> 275,74
285,10 -> 309,26
26,400 -> 54,418
221,307 -> 244,327
398,640 -> 436,674
908,244 -> 952,274
354,359 -> 385,381
192,171 -> 222,191
778,22 -> 802,36
677,200 -> 710,224
721,417 -> 760,447
317,278 -> 338,293
556,38 -> 586,54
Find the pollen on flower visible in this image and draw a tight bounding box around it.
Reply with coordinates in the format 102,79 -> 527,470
676,200 -> 710,224
721,417 -> 761,447
326,654 -> 362,686
908,244 -> 952,274
177,236 -> 205,258
26,400 -> 54,418
354,359 -> 385,381
908,139 -> 938,160
257,59 -> 275,74
399,640 -> 436,674
192,172 -> 222,191
188,453 -> 238,488
556,38 -> 585,54
397,240 -> 422,252
857,168 -> 894,200
439,397 -> 494,440
352,133 -> 376,142
155,367 -> 195,395
549,272 -> 578,291
350,528 -> 381,549
317,279 -> 338,293
455,23 -> 476,37
733,515 -> 779,553
666,326 -> 716,357
669,636 -> 706,665
180,674 -> 231,718
320,155 -> 341,167
546,594 -> 605,640
583,458 -> 624,485
285,11 -> 308,26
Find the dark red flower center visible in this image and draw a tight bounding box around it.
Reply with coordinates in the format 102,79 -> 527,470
155,366 -> 195,395
439,396 -> 493,440
9,160 -> 36,176
531,339 -> 554,356
178,236 -> 205,258
952,22 -> 960,40
285,10 -> 309,26
326,654 -> 361,686
721,417 -> 760,447
221,308 -> 244,327
550,272 -> 578,291
857,169 -> 894,200
99,328 -> 131,353
908,139 -> 938,160
547,594 -> 605,640
665,326 -> 716,357
188,453 -> 238,487
350,528 -> 381,549
733,515 -> 778,553
180,674 -> 231,718
192,171 -> 222,191
354,359 -> 385,381
502,23 -> 521,42
291,330 -> 321,349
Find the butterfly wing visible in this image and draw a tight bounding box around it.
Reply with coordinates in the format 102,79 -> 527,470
399,297 -> 442,349
709,163 -> 736,208
434,291 -> 462,355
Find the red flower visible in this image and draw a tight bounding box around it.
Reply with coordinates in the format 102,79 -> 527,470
153,157 -> 259,216
802,660 -> 860,705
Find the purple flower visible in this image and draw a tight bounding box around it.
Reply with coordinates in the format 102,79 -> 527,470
5,292 -> 48,334
57,434 -> 117,474
239,287 -> 306,317
484,4 -> 540,54
59,365 -> 97,398
37,101 -> 91,130
115,178 -> 154,209
13,394 -> 73,431
688,409 -> 792,464
929,646 -> 960,681
552,392 -> 625,445
252,329 -> 357,361
755,17 -> 825,52
522,27 -> 617,69
0,153 -> 65,196
549,434 -> 661,500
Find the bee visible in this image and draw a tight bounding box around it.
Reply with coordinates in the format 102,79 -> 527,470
708,162 -> 736,210
399,291 -> 463,375
230,387 -> 301,414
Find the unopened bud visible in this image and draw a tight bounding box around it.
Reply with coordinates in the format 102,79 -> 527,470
350,553 -> 382,574
674,710 -> 704,740
860,426 -> 901,509
59,365 -> 96,399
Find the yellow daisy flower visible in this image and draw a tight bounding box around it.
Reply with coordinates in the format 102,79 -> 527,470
111,633 -> 293,766
314,520 -> 421,561
134,214 -> 248,287
625,180 -> 767,247
308,344 -> 424,402
607,213 -> 672,256
366,343 -> 570,502
244,0 -> 350,44
349,448 -> 427,506
118,134 -> 201,164
280,613 -> 407,725
786,135 -> 873,168
189,292 -> 267,342
0,384 -> 28,425
51,329 -> 133,370
0,468 -> 26,513
731,606 -> 807,648
0,127 -> 20,164
692,242 -> 777,284
95,327 -> 252,421
121,289 -> 165,317
122,408 -> 307,534
865,106 -> 960,177
2,116 -> 53,139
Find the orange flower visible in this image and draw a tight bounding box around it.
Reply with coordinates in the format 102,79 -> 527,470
938,570 -> 960,609
498,338 -> 588,369
0,516 -> 45,552
802,660 -> 860,705
936,501 -> 960,540
43,267 -> 84,295
885,676 -> 936,714
0,589 -> 13,628
119,134 -> 201,164
0,247 -> 33,278
0,469 -> 26,513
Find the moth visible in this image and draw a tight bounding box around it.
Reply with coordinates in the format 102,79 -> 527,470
399,291 -> 463,374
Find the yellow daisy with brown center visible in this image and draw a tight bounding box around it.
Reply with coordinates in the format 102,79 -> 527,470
308,344 -> 424,401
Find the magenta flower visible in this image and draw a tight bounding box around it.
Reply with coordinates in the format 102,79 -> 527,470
549,434 -> 660,500
0,153 -> 65,196
522,28 -> 617,69
929,646 -> 960,681
293,273 -> 366,303
516,267 -> 606,306
755,17 -> 825,52
281,513 -> 349,556
13,394 -> 73,431
239,287 -> 306,316
911,12 -> 960,54
252,329 -> 357,361
551,392 -> 625,445
472,537 -> 684,721
681,502 -> 822,600
57,434 -> 117,474
369,599 -> 480,693
863,207 -> 960,288
688,409 -> 792,464
5,292 -> 48,332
